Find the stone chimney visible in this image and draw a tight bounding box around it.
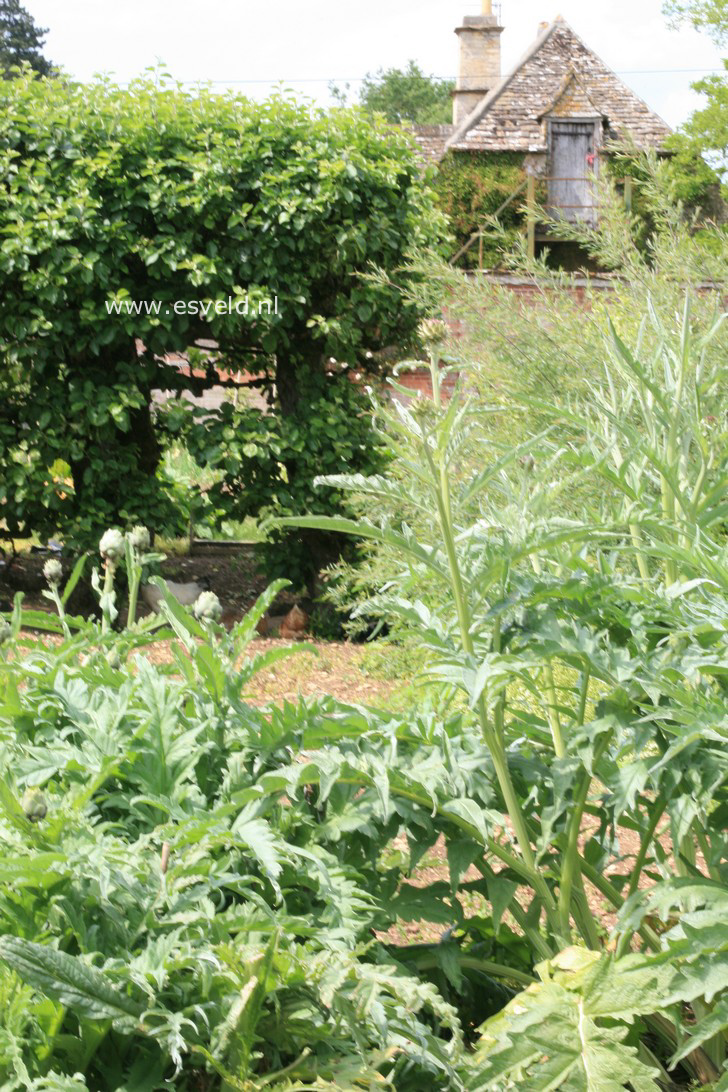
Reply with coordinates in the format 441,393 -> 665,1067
453,1 -> 504,125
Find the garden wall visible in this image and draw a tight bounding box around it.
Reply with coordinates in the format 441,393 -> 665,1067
396,272 -> 727,400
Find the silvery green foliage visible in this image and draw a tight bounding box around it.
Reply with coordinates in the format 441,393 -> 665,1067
0,294 -> 726,1088
278,295 -> 728,1089
0,581 -> 469,1089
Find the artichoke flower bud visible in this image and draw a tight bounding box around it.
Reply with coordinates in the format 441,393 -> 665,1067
22,788 -> 48,823
43,558 -> 63,587
0,618 -> 11,646
418,318 -> 448,350
128,525 -> 151,552
193,591 -> 222,624
99,528 -> 125,564
410,392 -> 436,423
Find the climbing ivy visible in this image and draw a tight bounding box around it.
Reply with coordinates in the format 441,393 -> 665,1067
434,151 -> 526,267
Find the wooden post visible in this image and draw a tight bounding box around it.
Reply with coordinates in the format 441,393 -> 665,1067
478,229 -> 484,270
624,177 -> 633,214
526,174 -> 536,261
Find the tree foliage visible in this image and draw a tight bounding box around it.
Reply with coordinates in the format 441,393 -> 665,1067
0,0 -> 51,76
335,61 -> 455,126
675,64 -> 728,180
663,0 -> 728,44
0,72 -> 444,579
664,0 -> 728,184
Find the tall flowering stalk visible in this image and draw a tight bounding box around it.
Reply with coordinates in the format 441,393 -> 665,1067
95,529 -> 124,635
125,525 -> 151,627
42,558 -> 70,638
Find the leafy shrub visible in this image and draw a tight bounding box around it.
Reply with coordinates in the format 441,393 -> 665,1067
1,561 -> 477,1088
1,174 -> 727,1083
278,298 -> 728,1087
181,368 -> 390,589
0,71 -> 445,575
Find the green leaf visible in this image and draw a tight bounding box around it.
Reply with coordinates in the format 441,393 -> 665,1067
0,938 -> 144,1023
486,873 -> 519,934
61,552 -> 89,606
389,882 -> 458,925
231,579 -> 291,655
147,576 -> 207,642
216,932 -> 280,1079
0,854 -> 69,889
670,996 -> 728,1066
273,515 -> 449,579
470,948 -> 665,1091
231,806 -> 283,895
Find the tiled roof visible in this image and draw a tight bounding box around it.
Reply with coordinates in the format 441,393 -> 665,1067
447,18 -> 672,154
410,124 -> 454,166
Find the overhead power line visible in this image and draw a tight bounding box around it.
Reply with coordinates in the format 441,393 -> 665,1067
136,66 -> 723,87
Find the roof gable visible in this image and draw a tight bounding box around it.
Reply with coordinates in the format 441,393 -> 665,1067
446,19 -> 671,154
539,69 -> 605,120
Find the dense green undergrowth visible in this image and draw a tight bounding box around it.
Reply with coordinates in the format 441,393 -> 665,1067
1,164 -> 727,1091
1,276 -> 726,1089
281,297 -> 728,1086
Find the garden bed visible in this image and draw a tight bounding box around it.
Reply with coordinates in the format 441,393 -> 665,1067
0,541 -> 271,625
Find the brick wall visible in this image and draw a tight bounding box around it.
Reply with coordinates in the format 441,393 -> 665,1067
394,368 -> 461,402
390,273 -> 726,400
392,274 -> 615,401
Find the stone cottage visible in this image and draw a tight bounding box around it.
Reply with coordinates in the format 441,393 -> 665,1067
417,2 -> 671,254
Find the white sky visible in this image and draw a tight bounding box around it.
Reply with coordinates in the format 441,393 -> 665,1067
23,0 -> 725,129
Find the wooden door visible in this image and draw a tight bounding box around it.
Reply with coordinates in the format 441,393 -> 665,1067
548,120 -> 598,224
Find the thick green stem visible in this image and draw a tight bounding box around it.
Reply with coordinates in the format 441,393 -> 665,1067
528,554 -> 565,758
677,828 -> 697,876
559,726 -> 611,945
425,353 -> 560,933
572,875 -> 602,949
493,616 -> 506,745
402,950 -> 536,988
696,830 -> 722,883
127,567 -> 141,628
542,664 -> 566,759
49,586 -> 71,639
629,796 -> 667,900
661,312 -> 689,587
629,523 -> 652,583
576,666 -> 590,730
